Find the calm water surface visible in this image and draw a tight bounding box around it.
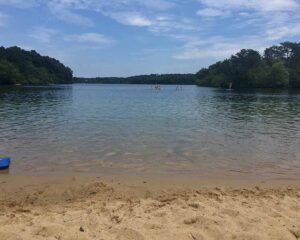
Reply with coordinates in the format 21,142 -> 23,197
0,84 -> 300,179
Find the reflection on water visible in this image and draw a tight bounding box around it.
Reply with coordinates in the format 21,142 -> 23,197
0,84 -> 300,179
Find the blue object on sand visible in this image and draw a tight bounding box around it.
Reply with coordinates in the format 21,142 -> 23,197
0,157 -> 10,170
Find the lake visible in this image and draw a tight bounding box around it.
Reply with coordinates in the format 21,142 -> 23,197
0,84 -> 300,180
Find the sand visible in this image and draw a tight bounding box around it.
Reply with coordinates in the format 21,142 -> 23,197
0,175 -> 299,240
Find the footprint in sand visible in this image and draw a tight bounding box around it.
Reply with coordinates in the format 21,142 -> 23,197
289,227 -> 300,239
189,232 -> 206,240
221,208 -> 240,217
143,223 -> 163,230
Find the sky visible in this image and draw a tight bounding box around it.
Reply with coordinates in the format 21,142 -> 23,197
0,0 -> 300,77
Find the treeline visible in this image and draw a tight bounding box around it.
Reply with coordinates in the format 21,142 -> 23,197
0,46 -> 73,85
74,74 -> 197,85
196,42 -> 300,89
2,43 -> 300,88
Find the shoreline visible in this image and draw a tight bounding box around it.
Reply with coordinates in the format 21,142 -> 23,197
0,174 -> 299,240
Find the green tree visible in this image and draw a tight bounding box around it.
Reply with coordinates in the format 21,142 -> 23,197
0,60 -> 22,85
0,46 -> 73,85
196,42 -> 300,89
230,49 -> 262,88
268,61 -> 289,88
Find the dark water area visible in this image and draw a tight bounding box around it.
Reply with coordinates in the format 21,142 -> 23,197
0,84 -> 300,179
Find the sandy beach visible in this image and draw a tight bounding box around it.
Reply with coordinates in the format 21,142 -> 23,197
0,174 -> 299,240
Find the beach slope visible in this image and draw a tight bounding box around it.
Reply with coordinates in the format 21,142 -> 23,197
0,176 -> 299,240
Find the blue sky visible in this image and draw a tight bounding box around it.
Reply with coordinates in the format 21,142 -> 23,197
0,0 -> 300,77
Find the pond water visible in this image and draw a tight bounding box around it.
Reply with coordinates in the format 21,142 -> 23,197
0,84 -> 300,179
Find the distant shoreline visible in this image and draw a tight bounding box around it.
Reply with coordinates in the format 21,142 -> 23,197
2,43 -> 300,89
73,73 -> 197,85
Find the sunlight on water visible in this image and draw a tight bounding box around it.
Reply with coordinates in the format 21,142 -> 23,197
0,84 -> 300,179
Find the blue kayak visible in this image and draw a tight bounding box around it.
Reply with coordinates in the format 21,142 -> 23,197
0,157 -> 10,170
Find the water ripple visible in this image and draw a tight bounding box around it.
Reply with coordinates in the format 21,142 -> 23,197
1,85 -> 300,179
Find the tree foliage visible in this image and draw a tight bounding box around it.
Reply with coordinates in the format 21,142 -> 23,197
0,46 -> 73,85
74,74 -> 197,85
196,42 -> 300,89
2,43 -> 299,88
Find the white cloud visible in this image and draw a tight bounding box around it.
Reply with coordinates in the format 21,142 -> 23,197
173,36 -> 269,60
136,0 -> 175,10
0,12 -> 7,26
174,37 -> 233,60
149,16 -> 199,34
198,0 -> 299,12
36,0 -> 300,65
0,0 -> 39,8
197,8 -> 229,17
30,26 -> 114,47
185,0 -> 300,61
42,0 -> 176,27
238,12 -> 250,17
65,33 -> 114,45
29,27 -> 59,43
109,12 -> 152,27
173,14 -> 300,61
0,0 -> 190,38
47,1 -> 94,27
52,0 -> 176,11
254,0 -> 299,12
265,24 -> 300,41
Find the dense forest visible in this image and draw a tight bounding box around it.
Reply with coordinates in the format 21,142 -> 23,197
0,46 -> 73,85
74,74 -> 197,85
196,42 -> 300,89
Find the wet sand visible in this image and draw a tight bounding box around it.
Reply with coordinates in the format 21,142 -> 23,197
0,174 -> 300,240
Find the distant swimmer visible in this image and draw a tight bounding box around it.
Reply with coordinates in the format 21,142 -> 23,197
154,85 -> 161,91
